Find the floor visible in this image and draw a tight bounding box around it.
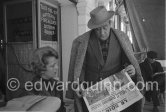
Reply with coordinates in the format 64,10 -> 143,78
143,93 -> 165,112
143,101 -> 165,112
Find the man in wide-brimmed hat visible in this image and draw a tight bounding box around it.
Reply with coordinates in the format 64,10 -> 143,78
66,6 -> 144,112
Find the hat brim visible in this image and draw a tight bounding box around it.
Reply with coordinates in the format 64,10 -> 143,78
88,11 -> 114,29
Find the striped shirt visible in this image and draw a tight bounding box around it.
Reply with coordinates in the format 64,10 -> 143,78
98,37 -> 110,63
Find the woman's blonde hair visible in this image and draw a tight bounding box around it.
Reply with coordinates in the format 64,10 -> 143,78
31,46 -> 58,76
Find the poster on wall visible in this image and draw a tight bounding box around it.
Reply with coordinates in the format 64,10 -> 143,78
40,1 -> 57,41
37,0 -> 59,44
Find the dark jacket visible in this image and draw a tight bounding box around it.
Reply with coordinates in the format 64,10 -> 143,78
139,58 -> 153,82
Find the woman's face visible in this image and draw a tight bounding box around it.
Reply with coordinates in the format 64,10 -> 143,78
42,56 -> 58,79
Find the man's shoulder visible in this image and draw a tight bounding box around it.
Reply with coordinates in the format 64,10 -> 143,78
112,28 -> 130,43
112,28 -> 125,34
155,61 -> 162,66
112,28 -> 128,39
73,30 -> 91,42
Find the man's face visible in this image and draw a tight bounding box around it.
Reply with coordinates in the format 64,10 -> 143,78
94,21 -> 111,41
148,58 -> 155,63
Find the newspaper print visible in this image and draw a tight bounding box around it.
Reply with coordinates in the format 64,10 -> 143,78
83,70 -> 143,112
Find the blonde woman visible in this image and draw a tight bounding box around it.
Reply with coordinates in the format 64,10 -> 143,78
0,47 -> 62,112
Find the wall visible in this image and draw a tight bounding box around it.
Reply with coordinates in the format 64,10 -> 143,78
60,1 -> 78,99
77,0 -> 96,35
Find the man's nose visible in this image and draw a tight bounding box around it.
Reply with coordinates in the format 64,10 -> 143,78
101,29 -> 105,35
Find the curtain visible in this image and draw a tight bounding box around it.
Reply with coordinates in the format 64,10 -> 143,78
123,0 -> 165,59
124,0 -> 149,52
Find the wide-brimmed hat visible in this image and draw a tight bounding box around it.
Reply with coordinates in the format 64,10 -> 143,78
88,6 -> 115,29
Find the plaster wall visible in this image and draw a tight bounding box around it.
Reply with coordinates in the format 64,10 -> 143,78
60,2 -> 78,99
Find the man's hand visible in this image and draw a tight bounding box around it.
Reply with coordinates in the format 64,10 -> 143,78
75,90 -> 83,98
125,65 -> 135,77
74,84 -> 84,98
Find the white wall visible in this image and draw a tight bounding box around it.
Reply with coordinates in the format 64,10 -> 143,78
60,2 -> 78,98
77,0 -> 96,35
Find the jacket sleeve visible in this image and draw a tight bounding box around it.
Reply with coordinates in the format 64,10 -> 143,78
66,39 -> 79,99
155,61 -> 164,73
123,32 -> 134,52
121,31 -> 144,88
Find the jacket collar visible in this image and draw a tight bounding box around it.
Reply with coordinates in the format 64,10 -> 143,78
89,30 -> 105,66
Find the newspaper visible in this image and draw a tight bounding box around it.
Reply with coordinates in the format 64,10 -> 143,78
83,70 -> 143,112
